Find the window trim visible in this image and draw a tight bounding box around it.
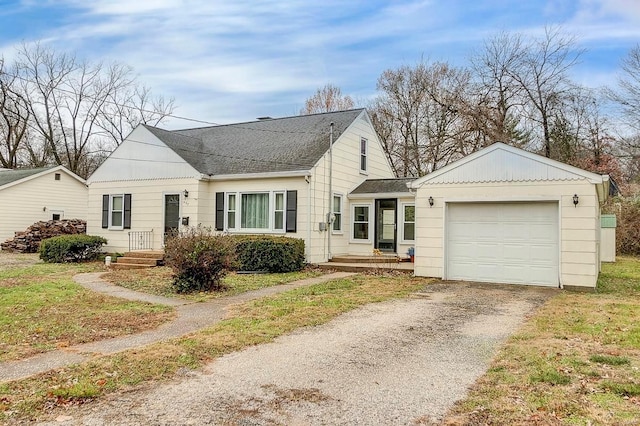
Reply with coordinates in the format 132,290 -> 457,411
400,202 -> 416,243
273,191 -> 285,231
359,137 -> 368,174
350,203 -> 372,243
109,194 -> 125,230
226,193 -> 237,230
332,193 -> 343,234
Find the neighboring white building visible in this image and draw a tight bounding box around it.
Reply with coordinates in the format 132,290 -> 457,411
0,166 -> 88,244
87,109 -> 414,263
409,143 -> 609,290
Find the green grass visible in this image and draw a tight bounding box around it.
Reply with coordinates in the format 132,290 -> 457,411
102,267 -> 324,301
0,274 -> 430,423
0,262 -> 173,362
447,256 -> 640,425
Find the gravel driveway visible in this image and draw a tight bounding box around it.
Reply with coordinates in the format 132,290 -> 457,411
45,281 -> 555,425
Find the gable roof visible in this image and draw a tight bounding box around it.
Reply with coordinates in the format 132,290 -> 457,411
410,142 -> 608,188
144,109 -> 366,176
0,165 -> 86,190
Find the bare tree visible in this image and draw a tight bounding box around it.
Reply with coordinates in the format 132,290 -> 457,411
301,83 -> 354,115
14,42 -> 174,177
0,59 -> 30,168
371,61 -> 473,177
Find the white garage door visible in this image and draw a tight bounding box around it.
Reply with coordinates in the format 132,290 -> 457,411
446,202 -> 559,287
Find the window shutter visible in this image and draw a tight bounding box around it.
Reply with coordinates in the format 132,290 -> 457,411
215,192 -> 224,231
286,190 -> 297,233
101,195 -> 109,229
123,194 -> 132,229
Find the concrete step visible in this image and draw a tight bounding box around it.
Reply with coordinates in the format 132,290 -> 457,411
115,257 -> 162,266
318,262 -> 414,273
329,255 -> 403,264
122,251 -> 164,259
109,263 -> 156,270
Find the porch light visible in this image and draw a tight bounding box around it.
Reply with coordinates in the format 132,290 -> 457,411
183,189 -> 189,198
428,196 -> 434,207
572,194 -> 579,207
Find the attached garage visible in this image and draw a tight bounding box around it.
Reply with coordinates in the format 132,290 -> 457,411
410,143 -> 610,290
446,202 -> 558,287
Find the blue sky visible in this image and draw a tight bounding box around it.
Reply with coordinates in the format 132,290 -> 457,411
1,0 -> 639,127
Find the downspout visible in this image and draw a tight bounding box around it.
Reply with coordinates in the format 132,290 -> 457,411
306,174 -> 311,263
327,122 -> 334,261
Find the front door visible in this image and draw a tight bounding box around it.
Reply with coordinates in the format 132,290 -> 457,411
375,199 -> 397,253
164,194 -> 180,241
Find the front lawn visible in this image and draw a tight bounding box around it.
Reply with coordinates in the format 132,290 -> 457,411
0,262 -> 174,363
446,256 -> 640,425
102,267 -> 325,301
0,273 -> 430,423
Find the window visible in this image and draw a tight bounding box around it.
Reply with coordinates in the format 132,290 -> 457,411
102,194 -> 131,230
274,192 -> 285,230
332,194 -> 342,232
241,193 -> 270,229
227,193 -> 237,229
360,138 -> 368,173
403,204 -> 415,241
111,195 -> 124,228
353,205 -> 369,240
54,173 -> 61,181
52,213 -> 61,220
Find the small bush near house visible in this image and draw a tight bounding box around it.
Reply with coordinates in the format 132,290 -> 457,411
39,235 -> 107,263
232,235 -> 305,273
164,229 -> 237,293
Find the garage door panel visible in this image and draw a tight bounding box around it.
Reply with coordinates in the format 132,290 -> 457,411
446,203 -> 558,287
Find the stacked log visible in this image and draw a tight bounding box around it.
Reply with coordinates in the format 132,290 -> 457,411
1,219 -> 87,253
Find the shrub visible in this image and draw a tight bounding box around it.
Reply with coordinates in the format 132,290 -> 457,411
164,229 -> 237,293
39,235 -> 107,263
232,235 -> 305,273
604,197 -> 640,255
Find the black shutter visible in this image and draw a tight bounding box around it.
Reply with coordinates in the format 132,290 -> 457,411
215,192 -> 224,231
123,194 -> 132,229
101,195 -> 109,228
286,190 -> 297,233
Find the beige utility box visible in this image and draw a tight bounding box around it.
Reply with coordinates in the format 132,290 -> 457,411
600,214 -> 616,262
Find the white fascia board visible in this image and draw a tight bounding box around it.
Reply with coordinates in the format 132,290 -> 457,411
348,192 -> 415,200
204,170 -> 311,181
0,165 -> 86,191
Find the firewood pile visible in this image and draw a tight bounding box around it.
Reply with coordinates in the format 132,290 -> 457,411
1,219 -> 87,253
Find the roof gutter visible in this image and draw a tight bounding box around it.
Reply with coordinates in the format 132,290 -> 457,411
202,170 -> 311,181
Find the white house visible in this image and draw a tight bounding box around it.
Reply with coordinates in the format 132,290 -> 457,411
87,109 -> 609,290
86,109 -> 417,262
0,166 -> 88,244
409,142 -> 609,290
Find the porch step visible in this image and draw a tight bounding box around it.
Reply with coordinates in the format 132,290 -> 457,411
111,251 -> 164,270
317,261 -> 414,273
329,255 -> 403,264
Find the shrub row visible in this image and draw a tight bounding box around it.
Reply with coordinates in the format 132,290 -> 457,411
164,230 -> 306,293
39,235 -> 107,263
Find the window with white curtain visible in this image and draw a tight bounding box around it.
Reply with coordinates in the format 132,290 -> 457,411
241,193 -> 270,229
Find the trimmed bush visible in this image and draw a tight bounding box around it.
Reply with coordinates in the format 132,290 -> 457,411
39,235 -> 107,263
164,229 -> 237,293
232,235 -> 305,273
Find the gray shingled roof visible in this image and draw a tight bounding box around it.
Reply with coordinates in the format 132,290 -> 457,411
351,178 -> 415,194
143,109 -> 365,176
0,167 -> 55,188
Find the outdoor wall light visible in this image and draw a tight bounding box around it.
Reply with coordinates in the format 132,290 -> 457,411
183,189 -> 189,198
573,194 -> 579,207
428,196 -> 434,207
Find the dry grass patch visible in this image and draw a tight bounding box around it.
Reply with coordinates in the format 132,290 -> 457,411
445,257 -> 640,425
0,273 -> 429,423
102,266 -> 325,301
0,262 -> 174,363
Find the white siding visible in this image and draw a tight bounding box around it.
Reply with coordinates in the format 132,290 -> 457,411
308,112 -> 396,262
414,180 -> 601,289
88,126 -> 200,183
0,170 -> 88,244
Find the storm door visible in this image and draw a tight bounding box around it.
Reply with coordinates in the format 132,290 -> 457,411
163,194 -> 180,241
375,199 -> 397,253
